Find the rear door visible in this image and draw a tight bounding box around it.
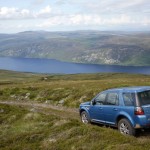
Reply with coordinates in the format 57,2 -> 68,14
103,92 -> 120,125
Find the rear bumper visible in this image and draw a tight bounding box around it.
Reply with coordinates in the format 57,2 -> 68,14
134,115 -> 150,129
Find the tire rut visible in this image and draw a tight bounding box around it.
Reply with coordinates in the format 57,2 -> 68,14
0,101 -> 80,120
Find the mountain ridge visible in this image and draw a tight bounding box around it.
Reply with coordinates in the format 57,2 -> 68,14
0,30 -> 150,66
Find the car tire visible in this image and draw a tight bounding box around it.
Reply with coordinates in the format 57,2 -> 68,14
81,111 -> 90,124
118,118 -> 135,136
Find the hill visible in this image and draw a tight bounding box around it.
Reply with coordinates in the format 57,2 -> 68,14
2,102 -> 150,150
1,70 -> 150,149
0,70 -> 150,107
0,31 -> 150,66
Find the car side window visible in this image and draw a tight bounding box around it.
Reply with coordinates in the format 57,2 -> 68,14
106,93 -> 119,105
94,93 -> 106,105
123,93 -> 134,106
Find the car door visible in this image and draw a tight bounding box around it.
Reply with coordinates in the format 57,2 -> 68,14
103,92 -> 120,125
89,92 -> 107,123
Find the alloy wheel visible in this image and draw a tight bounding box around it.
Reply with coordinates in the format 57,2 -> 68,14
81,112 -> 89,124
119,122 -> 130,135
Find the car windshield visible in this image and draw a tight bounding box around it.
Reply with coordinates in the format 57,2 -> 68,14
137,90 -> 150,106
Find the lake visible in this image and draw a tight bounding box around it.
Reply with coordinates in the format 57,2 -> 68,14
0,57 -> 150,75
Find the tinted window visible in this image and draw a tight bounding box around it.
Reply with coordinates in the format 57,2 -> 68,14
106,93 -> 119,105
123,93 -> 135,106
138,90 -> 150,106
94,93 -> 106,105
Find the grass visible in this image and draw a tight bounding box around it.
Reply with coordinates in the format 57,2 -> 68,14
1,103 -> 150,150
0,70 -> 43,82
0,70 -> 150,149
0,71 -> 150,108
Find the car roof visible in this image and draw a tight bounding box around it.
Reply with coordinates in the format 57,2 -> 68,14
104,86 -> 150,93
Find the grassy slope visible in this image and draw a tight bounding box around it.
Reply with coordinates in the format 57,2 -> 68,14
1,70 -> 150,149
0,70 -> 150,107
0,70 -> 43,82
1,103 -> 150,150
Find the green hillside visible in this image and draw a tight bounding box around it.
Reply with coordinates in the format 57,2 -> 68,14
0,31 -> 150,66
1,70 -> 150,149
1,103 -> 150,150
0,70 -> 150,107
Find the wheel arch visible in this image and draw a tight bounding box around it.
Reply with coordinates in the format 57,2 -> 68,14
116,113 -> 135,127
80,109 -> 86,116
80,107 -> 91,120
80,108 -> 89,116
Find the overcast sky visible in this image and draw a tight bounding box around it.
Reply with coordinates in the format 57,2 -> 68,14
0,0 -> 150,33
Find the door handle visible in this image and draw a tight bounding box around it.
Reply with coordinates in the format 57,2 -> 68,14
99,107 -> 103,110
113,108 -> 118,111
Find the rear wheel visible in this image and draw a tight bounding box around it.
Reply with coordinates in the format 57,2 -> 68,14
81,111 -> 90,124
118,118 -> 135,136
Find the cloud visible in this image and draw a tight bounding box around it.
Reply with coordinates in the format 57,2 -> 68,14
0,5 -> 55,19
0,7 -> 31,19
36,5 -> 53,18
142,17 -> 150,26
39,5 -> 52,14
0,7 -> 17,18
66,0 -> 150,14
0,1 -> 150,32
20,9 -> 30,17
106,0 -> 150,13
37,14 -> 147,28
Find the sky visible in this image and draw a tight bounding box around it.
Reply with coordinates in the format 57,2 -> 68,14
0,0 -> 150,33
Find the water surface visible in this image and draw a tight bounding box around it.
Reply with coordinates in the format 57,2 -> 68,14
0,57 -> 149,75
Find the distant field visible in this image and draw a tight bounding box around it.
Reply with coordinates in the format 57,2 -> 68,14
0,70 -> 43,82
1,70 -> 150,149
0,70 -> 150,107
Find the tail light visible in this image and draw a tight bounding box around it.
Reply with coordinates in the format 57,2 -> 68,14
134,107 -> 144,115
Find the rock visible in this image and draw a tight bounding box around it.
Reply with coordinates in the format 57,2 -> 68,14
41,77 -> 48,81
25,93 -> 30,99
26,93 -> 30,96
30,108 -> 37,112
10,95 -> 16,98
58,99 -> 65,104
45,100 -> 52,104
0,109 -> 4,113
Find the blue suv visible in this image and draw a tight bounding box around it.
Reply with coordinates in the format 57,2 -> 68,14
79,86 -> 150,136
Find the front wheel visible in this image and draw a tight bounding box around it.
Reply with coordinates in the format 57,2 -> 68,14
81,111 -> 90,124
118,118 -> 136,136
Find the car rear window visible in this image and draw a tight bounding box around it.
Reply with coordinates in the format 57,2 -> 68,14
138,90 -> 150,106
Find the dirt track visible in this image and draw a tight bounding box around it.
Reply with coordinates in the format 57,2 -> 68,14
0,101 -> 79,120
1,100 -> 150,137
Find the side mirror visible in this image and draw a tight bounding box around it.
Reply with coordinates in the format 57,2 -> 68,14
91,100 -> 95,105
